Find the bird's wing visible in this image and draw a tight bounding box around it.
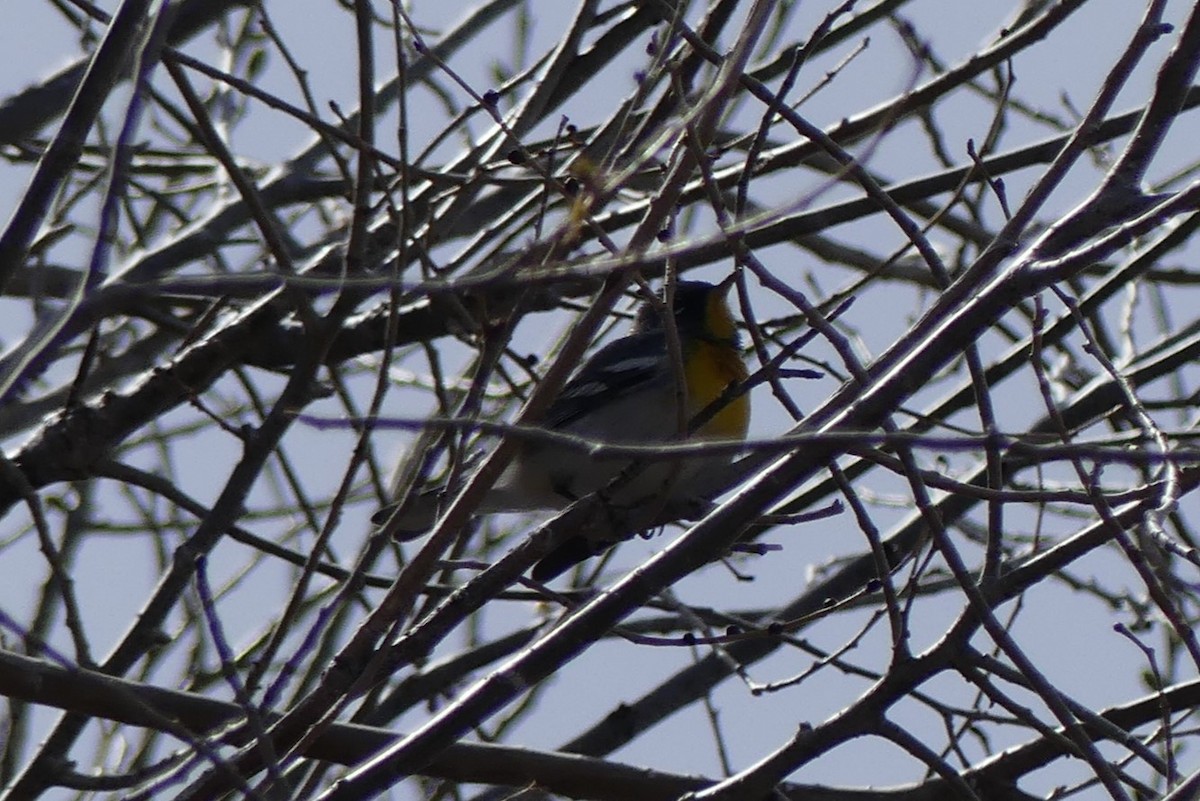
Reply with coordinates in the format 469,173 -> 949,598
542,329 -> 666,430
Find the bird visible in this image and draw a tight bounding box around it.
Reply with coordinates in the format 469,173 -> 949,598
375,278 -> 750,580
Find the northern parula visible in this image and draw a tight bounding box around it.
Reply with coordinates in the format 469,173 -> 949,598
378,278 -> 750,580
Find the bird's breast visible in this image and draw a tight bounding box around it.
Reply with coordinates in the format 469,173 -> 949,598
684,341 -> 750,441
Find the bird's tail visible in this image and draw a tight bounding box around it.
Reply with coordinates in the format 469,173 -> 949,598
370,489 -> 443,540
